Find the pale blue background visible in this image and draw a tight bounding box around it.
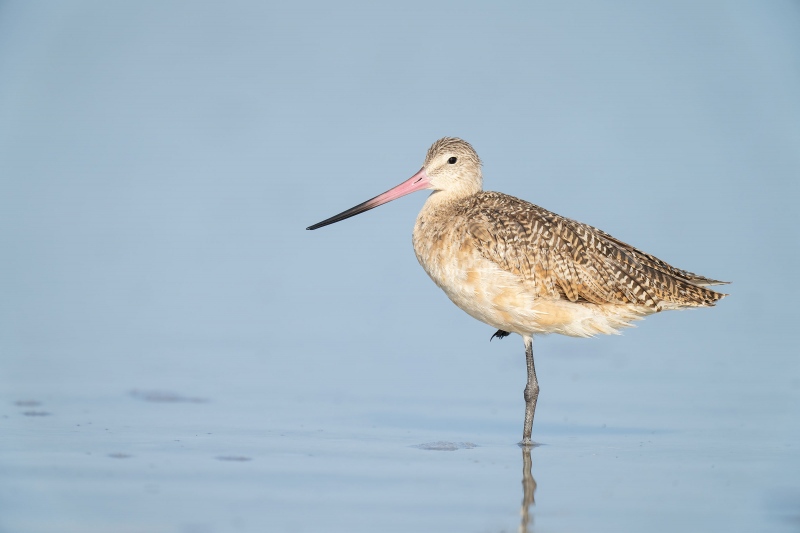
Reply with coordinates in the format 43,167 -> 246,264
1,2 -> 799,532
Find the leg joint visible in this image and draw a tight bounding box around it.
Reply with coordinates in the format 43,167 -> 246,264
523,383 -> 540,402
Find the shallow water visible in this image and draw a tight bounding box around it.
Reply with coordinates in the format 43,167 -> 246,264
2,1 -> 799,532
2,331 -> 799,532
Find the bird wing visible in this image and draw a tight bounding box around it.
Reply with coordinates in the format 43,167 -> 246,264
465,192 -> 727,309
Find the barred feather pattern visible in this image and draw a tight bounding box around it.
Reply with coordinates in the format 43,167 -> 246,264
413,190 -> 727,338
465,192 -> 726,309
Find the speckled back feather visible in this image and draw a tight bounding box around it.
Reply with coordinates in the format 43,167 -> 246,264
461,192 -> 727,311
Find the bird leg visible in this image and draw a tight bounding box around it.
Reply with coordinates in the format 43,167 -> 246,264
490,329 -> 511,341
520,335 -> 539,446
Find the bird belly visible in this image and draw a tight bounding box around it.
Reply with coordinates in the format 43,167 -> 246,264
413,228 -> 653,338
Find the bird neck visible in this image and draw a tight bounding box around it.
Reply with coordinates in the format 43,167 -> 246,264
420,187 -> 481,217
427,179 -> 482,203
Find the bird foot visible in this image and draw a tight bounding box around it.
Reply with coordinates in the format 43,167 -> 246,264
490,329 -> 511,341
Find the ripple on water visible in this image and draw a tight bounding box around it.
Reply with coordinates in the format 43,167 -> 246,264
413,441 -> 478,451
129,390 -> 208,403
14,400 -> 42,407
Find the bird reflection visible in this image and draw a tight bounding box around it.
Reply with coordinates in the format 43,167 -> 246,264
519,446 -> 538,533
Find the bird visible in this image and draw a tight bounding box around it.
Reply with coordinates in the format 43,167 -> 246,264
307,137 -> 728,445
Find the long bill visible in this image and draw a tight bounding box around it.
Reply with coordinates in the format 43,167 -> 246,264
306,168 -> 430,230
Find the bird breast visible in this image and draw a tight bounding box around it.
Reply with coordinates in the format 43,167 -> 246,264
413,204 -> 536,333
411,195 -> 653,338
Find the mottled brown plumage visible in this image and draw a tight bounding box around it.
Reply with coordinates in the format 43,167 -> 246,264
456,191 -> 724,309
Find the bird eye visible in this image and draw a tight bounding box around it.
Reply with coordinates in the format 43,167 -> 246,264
448,157 -> 457,164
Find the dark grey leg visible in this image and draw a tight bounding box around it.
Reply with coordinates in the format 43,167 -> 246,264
520,335 -> 539,446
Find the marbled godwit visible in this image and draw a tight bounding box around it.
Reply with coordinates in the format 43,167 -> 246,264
307,137 -> 728,445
